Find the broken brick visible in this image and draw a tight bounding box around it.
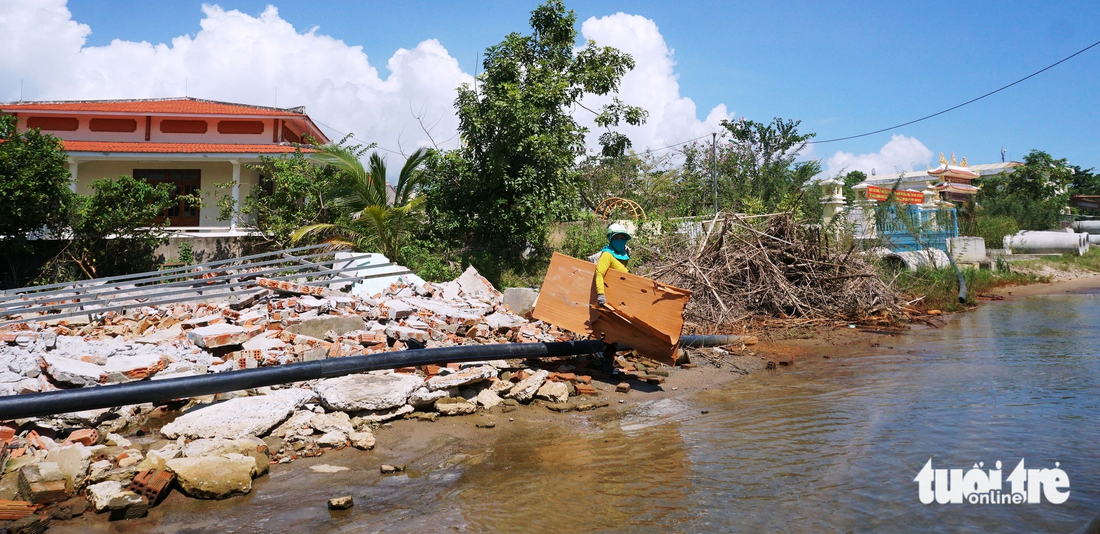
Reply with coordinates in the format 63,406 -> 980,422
66,429 -> 98,446
128,469 -> 175,506
574,384 -> 597,396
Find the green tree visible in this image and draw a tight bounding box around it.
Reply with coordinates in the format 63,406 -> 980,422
0,115 -> 75,246
976,150 -> 1073,231
242,149 -> 343,249
292,144 -> 431,263
423,0 -> 646,253
576,151 -> 678,217
62,175 -> 176,279
678,118 -> 820,216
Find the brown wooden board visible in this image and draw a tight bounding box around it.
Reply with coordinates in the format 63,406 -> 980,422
532,253 -> 691,364
531,253 -> 600,335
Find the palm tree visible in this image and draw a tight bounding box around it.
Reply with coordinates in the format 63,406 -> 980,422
291,143 -> 431,263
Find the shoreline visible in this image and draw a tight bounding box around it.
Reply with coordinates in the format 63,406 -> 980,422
37,272 -> 1100,531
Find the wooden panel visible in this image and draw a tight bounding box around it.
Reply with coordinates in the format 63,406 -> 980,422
601,267 -> 690,345
160,119 -> 208,134
217,120 -> 265,134
532,252 -> 691,364
592,307 -> 677,365
89,118 -> 137,132
26,116 -> 78,131
531,253 -> 599,335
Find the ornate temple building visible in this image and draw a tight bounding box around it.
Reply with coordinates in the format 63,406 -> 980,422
852,153 -> 1022,205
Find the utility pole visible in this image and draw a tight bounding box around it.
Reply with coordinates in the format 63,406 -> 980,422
711,132 -> 718,214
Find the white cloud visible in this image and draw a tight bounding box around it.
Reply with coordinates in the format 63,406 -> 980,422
822,135 -> 934,177
0,1 -> 472,154
0,2 -> 733,160
578,13 -> 732,155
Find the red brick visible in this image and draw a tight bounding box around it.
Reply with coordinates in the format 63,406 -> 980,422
574,375 -> 592,385
574,384 -> 597,396
67,429 -> 98,446
128,469 -> 175,505
615,383 -> 630,393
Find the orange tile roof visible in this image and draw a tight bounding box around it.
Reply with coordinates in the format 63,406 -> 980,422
63,140 -> 316,154
1,97 -> 304,117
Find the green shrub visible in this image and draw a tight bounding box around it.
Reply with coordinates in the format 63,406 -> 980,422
961,214 -> 1018,250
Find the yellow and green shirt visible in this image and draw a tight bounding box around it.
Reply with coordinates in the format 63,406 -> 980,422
595,251 -> 628,295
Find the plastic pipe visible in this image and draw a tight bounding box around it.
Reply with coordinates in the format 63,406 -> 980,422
0,335 -> 747,420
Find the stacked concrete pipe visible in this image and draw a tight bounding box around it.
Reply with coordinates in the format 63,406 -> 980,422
1004,231 -> 1090,256
1071,221 -> 1100,245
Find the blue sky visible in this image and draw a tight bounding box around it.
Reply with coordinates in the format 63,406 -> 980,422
7,0 -> 1100,172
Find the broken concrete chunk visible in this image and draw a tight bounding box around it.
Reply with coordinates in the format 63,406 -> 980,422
309,412 -> 354,435
456,266 -> 501,300
166,456 -> 255,499
41,354 -> 105,387
505,369 -> 549,403
186,324 -> 250,349
502,287 -> 538,317
348,430 -> 375,450
425,365 -> 496,391
408,386 -> 450,408
328,495 -> 354,510
316,431 -> 348,448
476,389 -> 502,408
350,404 -> 414,425
312,373 -> 422,412
86,480 -> 124,512
536,381 -> 569,403
434,397 -> 477,416
286,316 -> 365,340
160,388 -> 315,439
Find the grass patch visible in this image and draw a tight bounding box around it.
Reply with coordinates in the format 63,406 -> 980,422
888,265 -> 1043,312
1017,247 -> 1100,272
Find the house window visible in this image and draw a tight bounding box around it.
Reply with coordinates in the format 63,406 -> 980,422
134,169 -> 201,227
89,118 -> 137,132
217,120 -> 265,134
160,120 -> 208,134
26,116 -> 79,131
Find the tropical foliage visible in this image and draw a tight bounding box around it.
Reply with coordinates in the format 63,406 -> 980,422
292,143 -> 431,263
422,0 -> 647,253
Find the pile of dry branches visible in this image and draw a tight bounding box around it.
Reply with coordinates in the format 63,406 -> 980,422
639,213 -> 901,326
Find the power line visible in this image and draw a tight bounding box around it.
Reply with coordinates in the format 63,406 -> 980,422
643,134 -> 712,153
312,120 -> 404,155
808,37 -> 1100,144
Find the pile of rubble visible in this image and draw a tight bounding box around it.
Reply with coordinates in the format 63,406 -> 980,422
0,266 -> 680,526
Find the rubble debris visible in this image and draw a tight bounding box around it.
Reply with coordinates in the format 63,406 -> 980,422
313,374 -> 421,412
379,464 -> 405,474
328,496 -> 354,510
165,456 -> 256,499
128,469 -> 175,506
160,389 -> 315,440
0,263 -> 704,524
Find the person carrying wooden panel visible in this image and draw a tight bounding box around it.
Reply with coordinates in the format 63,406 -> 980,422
591,223 -> 632,307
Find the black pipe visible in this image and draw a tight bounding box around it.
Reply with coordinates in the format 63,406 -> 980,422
0,335 -> 745,421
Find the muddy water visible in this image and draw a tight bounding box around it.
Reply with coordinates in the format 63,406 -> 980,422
59,294 -> 1100,532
